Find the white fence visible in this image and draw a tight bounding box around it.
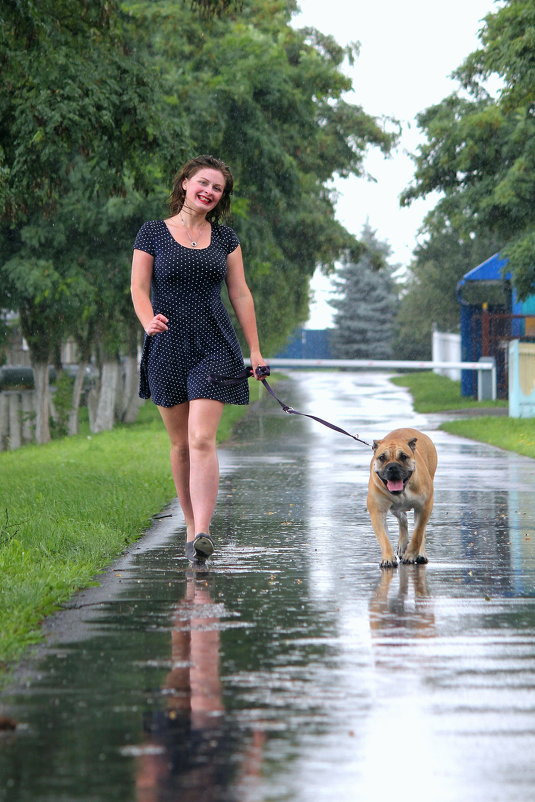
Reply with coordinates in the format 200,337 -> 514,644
432,330 -> 461,381
264,357 -> 492,371
0,390 -> 35,451
261,357 -> 496,402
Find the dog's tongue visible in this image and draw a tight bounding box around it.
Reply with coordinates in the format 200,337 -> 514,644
387,479 -> 404,493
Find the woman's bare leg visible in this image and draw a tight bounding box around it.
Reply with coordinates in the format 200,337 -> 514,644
158,399 -> 224,542
187,399 -> 224,536
157,403 -> 195,540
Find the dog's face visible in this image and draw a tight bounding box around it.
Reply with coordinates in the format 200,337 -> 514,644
372,437 -> 417,494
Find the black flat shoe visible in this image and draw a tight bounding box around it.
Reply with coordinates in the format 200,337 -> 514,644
193,533 -> 214,559
185,541 -> 197,561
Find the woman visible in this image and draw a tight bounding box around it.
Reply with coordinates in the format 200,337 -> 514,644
131,155 -> 266,562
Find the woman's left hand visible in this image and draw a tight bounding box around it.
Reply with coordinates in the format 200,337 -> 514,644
251,352 -> 268,380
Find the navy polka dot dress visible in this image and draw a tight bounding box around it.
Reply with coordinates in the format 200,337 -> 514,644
133,220 -> 249,407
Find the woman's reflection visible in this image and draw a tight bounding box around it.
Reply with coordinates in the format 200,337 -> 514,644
136,570 -> 264,801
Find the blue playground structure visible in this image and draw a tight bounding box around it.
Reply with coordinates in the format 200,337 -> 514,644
457,253 -> 535,398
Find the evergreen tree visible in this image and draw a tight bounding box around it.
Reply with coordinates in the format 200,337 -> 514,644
329,225 -> 398,359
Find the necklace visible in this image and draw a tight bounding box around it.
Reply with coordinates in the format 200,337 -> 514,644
180,214 -> 204,247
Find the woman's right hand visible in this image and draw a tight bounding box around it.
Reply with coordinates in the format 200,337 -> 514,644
145,314 -> 169,336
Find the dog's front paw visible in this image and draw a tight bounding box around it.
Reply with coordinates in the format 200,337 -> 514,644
380,557 -> 398,569
401,552 -> 428,565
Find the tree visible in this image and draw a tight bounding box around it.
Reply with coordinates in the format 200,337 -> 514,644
392,221 -> 501,360
0,1 -> 176,221
329,224 -> 398,359
0,0 -> 182,440
401,0 -> 535,301
1,0 -> 395,442
128,0 -> 395,354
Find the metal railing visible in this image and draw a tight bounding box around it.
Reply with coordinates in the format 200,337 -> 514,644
257,358 -> 497,401
264,358 -> 493,370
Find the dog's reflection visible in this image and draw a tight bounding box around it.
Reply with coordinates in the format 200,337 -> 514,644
369,564 -> 435,643
136,570 -> 264,802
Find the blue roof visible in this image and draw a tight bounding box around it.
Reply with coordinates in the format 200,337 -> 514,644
458,253 -> 510,285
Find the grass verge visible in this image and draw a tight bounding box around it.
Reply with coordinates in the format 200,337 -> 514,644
438,416 -> 535,458
391,371 -> 535,459
389,371 -> 507,413
0,399 -> 250,669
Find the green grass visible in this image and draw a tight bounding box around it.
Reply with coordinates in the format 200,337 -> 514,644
390,371 -> 507,413
439,416 -> 535,459
0,399 -> 250,668
391,371 -> 535,459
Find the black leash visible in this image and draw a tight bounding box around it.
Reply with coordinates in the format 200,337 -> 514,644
210,366 -> 371,447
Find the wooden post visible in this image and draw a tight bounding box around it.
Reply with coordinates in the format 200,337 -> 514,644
33,362 -> 51,444
8,392 -> 22,450
21,391 -> 35,443
92,360 -> 119,432
0,394 -> 8,451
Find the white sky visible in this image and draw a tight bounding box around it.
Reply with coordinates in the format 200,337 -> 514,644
292,0 -> 498,327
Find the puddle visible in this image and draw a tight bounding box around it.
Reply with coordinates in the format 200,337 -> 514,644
1,372 -> 535,802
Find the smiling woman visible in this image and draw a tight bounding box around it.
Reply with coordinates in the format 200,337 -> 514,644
167,167 -> 225,247
169,155 -> 233,226
130,155 -> 267,565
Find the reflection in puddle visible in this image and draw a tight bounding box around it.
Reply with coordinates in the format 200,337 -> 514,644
369,565 -> 435,643
134,571 -> 265,802
508,461 -> 535,596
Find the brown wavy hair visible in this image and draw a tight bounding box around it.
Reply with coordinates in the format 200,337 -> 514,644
169,155 -> 234,222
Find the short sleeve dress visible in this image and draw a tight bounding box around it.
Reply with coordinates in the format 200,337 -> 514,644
133,220 -> 249,407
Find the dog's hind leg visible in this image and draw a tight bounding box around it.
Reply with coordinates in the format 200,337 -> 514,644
393,509 -> 409,558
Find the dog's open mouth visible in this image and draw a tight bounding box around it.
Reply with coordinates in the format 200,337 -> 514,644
379,470 -> 413,494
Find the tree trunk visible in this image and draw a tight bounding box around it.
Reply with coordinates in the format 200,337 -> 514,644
87,384 -> 98,432
0,394 -> 8,451
71,328 -> 94,436
68,362 -> 88,436
8,393 -> 22,450
91,359 -> 119,433
19,305 -> 53,445
49,348 -> 63,429
120,353 -> 143,423
117,323 -> 143,423
21,391 -> 35,443
32,361 -> 51,443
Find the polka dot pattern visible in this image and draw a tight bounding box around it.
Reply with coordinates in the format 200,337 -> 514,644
133,220 -> 249,407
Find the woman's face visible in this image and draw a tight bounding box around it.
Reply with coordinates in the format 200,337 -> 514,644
182,168 -> 226,214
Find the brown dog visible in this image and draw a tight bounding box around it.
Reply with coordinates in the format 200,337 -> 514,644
367,427 -> 438,568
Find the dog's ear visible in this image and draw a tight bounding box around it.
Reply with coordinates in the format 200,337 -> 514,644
408,437 -> 417,452
372,439 -> 382,452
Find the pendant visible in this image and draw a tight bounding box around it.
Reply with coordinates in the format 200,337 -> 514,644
191,240 -> 197,247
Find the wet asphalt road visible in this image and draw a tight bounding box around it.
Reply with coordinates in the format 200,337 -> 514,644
1,371 -> 535,802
